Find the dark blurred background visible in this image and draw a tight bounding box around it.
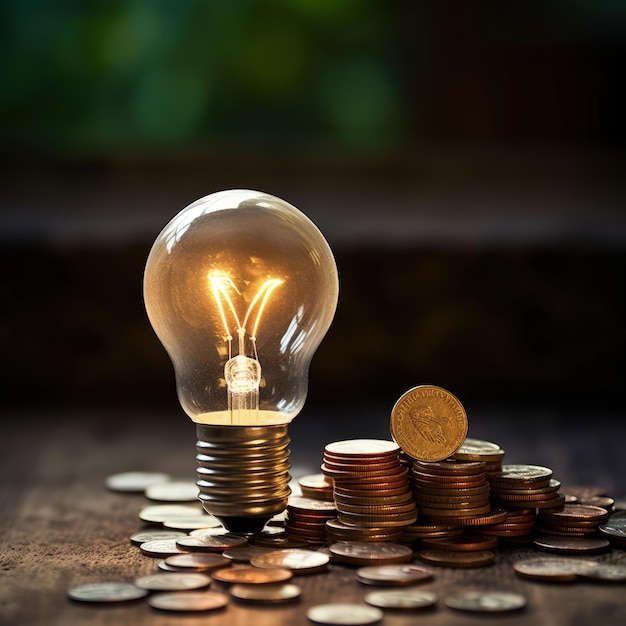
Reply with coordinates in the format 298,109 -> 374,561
1,1 -> 625,421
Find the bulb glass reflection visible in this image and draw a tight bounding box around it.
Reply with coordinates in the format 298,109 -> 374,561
143,189 -> 339,427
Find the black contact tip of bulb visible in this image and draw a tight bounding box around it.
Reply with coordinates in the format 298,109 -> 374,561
217,515 -> 270,535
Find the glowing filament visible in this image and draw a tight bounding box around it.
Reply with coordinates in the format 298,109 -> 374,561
208,274 -> 283,357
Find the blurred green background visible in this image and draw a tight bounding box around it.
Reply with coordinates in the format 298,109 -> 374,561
1,1 -> 625,416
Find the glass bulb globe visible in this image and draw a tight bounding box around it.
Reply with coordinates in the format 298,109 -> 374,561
143,189 -> 339,532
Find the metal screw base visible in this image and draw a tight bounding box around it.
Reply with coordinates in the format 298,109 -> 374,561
196,423 -> 291,534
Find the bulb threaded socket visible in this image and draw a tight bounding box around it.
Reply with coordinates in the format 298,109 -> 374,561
196,423 -> 291,533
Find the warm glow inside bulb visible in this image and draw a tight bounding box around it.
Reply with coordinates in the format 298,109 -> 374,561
143,189 -> 339,426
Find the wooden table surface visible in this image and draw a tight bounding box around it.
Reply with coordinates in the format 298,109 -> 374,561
2,405 -> 626,626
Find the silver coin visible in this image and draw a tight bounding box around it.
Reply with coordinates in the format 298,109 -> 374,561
307,603 -> 384,625
533,535 -> 611,555
176,534 -> 248,552
251,548 -> 329,574
106,471 -> 171,493
162,514 -> 222,530
579,564 -> 626,582
138,504 -> 204,524
222,546 -> 276,562
68,582 -> 148,603
364,589 -> 438,610
134,572 -> 211,591
445,591 -> 526,613
130,530 -> 187,546
230,582 -> 302,604
356,564 -> 434,586
139,539 -> 185,557
145,481 -> 199,502
148,590 -> 229,612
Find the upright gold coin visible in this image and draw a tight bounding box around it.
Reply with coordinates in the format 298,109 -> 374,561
390,385 -> 468,462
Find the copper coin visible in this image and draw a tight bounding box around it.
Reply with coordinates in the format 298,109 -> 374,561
329,541 -> 414,566
230,582 -> 302,603
540,504 -> 610,523
364,589 -> 438,610
148,590 -> 229,612
164,553 -> 230,572
334,492 -> 413,506
439,507 -> 510,527
421,533 -> 498,552
307,603 -> 384,625
512,557 -> 599,582
533,536 -> 611,554
413,460 -> 486,475
211,565 -> 293,584
417,550 -> 495,568
251,548 -> 329,574
356,564 -> 434,586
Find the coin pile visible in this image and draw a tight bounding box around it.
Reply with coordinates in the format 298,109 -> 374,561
399,521 -> 463,546
284,496 -> 337,545
478,508 -> 537,540
411,460 -> 491,521
535,504 -> 611,537
321,439 -> 418,534
488,465 -> 565,510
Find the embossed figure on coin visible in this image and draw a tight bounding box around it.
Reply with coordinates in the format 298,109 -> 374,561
411,405 -> 446,445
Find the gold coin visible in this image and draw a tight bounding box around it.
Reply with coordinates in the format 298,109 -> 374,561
390,386 -> 468,462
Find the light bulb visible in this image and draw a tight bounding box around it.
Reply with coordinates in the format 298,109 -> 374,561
143,189 -> 339,533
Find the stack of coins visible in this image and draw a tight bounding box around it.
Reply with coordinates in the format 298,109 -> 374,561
412,460 -> 491,522
325,518 -> 403,544
488,465 -> 565,510
399,521 -> 463,547
284,496 -> 337,545
535,504 -> 611,537
452,438 -> 505,476
478,508 -> 537,540
321,439 -> 418,532
297,474 -> 334,501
